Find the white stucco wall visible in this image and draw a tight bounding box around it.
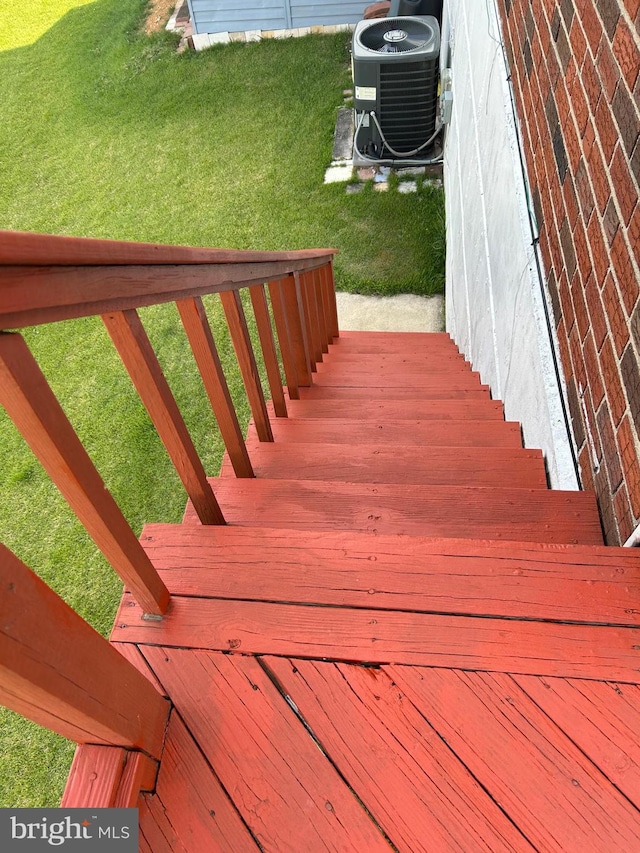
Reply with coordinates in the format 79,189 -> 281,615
443,0 -> 579,490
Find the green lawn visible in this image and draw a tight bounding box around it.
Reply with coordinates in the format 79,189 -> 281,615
0,0 -> 445,807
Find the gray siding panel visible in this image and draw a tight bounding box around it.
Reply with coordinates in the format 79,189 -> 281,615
193,0 -> 368,34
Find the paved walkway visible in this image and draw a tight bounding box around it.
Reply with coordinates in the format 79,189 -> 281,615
336,292 -> 444,332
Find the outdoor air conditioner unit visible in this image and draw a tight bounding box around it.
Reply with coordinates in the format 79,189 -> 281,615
352,16 -> 440,164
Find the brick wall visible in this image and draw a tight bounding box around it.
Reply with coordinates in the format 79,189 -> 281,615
496,0 -> 640,543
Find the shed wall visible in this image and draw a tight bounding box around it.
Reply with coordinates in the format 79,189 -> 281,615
191,0 -> 370,35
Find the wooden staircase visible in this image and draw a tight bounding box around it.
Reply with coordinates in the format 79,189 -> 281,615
108,330 -> 640,851
2,233 -> 640,851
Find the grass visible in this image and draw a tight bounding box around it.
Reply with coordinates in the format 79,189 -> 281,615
0,0 -> 445,807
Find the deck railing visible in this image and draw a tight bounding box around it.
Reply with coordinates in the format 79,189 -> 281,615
0,230 -> 338,774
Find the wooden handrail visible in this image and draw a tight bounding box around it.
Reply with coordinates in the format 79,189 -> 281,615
0,229 -> 336,267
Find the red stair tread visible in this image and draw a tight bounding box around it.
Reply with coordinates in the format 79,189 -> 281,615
220,441 -> 548,489
316,352 -> 468,371
329,330 -> 456,349
115,595 -> 640,682
140,523 -> 640,625
252,418 -> 524,446
312,367 -> 478,388
277,398 -> 504,420
297,384 -> 491,400
183,477 -> 603,544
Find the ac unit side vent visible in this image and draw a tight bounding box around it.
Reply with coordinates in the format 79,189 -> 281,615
379,61 -> 438,148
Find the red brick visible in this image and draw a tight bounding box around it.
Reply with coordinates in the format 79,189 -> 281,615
600,337 -> 628,425
573,217 -> 592,283
612,16 -> 639,90
585,271 -> 609,349
611,143 -> 639,225
594,95 -> 619,164
582,116 -> 596,160
555,78 -> 571,126
567,63 -> 590,135
618,415 -> 640,516
581,0 -> 605,56
571,267 -> 590,339
583,329 -> 606,405
547,37 -> 562,89
597,398 -> 624,490
603,272 -> 632,355
569,16 -> 588,67
588,140 -> 614,213
628,202 -> 640,269
559,267 -> 577,329
557,316 -> 574,380
563,113 -> 583,173
578,444 -> 596,492
611,230 -> 640,313
574,157 -> 595,224
587,210 -> 611,285
613,483 -> 634,540
596,36 -> 622,101
623,0 -> 640,19
603,196 -> 621,244
570,321 -> 588,388
581,51 -> 601,113
563,174 -> 580,228
595,467 -> 620,543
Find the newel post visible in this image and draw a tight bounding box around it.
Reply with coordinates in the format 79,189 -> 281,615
0,544 -> 169,759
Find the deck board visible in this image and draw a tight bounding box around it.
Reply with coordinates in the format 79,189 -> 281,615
278,398 -> 504,419
143,648 -> 393,852
139,524 -> 640,625
264,657 -> 533,852
150,713 -> 259,851
296,383 -> 491,399
260,417 -> 525,446
514,675 -> 640,809
114,595 -> 640,682
393,667 -> 640,851
221,442 -> 548,488
182,478 -> 603,544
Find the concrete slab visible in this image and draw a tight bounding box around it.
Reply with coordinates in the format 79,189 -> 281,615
336,293 -> 445,332
332,109 -> 354,162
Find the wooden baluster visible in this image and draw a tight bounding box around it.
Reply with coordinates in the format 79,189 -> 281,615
281,274 -> 312,386
268,278 -> 299,400
219,290 -> 273,442
323,260 -> 340,339
313,267 -> 330,354
177,297 -> 253,478
0,332 -> 169,616
294,271 -> 316,374
0,544 -> 169,758
301,270 -> 323,367
319,263 -> 337,345
102,310 -> 225,525
249,284 -> 288,418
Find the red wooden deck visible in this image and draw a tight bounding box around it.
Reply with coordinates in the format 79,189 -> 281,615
102,331 -> 640,851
